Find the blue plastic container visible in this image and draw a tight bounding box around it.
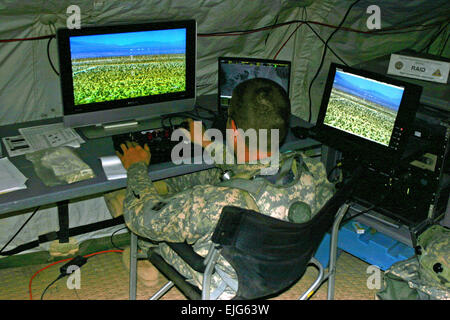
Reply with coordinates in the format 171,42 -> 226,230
313,220 -> 415,270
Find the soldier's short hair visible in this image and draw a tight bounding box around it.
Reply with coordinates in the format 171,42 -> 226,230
229,78 -> 291,150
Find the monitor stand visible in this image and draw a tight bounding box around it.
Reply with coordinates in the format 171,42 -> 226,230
77,117 -> 184,140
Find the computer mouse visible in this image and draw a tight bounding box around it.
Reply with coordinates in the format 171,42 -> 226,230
291,126 -> 310,140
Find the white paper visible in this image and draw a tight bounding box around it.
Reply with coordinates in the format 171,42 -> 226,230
2,135 -> 34,157
19,123 -> 85,151
0,158 -> 27,194
100,155 -> 127,180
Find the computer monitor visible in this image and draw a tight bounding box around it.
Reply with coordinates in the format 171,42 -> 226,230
218,57 -> 291,114
57,20 -> 196,138
315,63 -> 422,165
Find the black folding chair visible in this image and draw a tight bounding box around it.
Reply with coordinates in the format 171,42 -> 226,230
127,175 -> 355,300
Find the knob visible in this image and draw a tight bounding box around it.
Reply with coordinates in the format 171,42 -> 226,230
433,263 -> 443,273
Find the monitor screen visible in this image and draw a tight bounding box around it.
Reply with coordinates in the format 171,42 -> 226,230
218,57 -> 291,111
316,63 -> 422,164
324,68 -> 405,147
57,20 -> 196,134
69,29 -> 187,106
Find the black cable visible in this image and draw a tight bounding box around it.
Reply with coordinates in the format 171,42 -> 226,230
195,104 -> 219,118
47,36 -> 60,76
305,22 -> 349,66
197,19 -> 442,37
341,204 -> 377,225
265,14 -> 279,45
0,206 -> 40,256
327,162 -> 343,182
303,4 -> 349,66
341,181 -> 389,225
110,226 -> 128,251
40,274 -> 64,300
307,0 -> 361,123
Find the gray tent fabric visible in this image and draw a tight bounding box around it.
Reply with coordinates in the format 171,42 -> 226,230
0,0 -> 448,125
0,0 -> 448,256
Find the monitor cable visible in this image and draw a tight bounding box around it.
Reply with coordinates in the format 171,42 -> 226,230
46,35 -> 59,76
110,226 -> 128,251
30,249 -> 123,300
307,0 -> 361,123
0,206 -> 40,256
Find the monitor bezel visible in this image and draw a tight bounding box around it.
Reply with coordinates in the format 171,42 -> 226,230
315,63 -> 422,163
57,20 -> 196,123
217,56 -> 291,113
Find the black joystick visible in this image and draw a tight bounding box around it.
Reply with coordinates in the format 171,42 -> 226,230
291,126 -> 311,140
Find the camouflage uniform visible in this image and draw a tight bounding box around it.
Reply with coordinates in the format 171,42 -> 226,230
123,140 -> 335,299
377,225 -> 449,300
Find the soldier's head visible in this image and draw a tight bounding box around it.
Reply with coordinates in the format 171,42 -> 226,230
228,78 -> 291,159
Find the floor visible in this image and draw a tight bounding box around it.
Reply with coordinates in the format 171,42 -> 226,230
0,247 -> 378,300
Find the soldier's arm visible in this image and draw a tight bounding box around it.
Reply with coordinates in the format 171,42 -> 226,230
188,118 -> 234,168
122,161 -> 191,243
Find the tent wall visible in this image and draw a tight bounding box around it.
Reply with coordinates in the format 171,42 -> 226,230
1,0 -> 448,125
0,0 -> 449,256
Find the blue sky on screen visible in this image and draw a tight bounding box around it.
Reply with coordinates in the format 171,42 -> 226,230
333,70 -> 404,110
70,28 -> 186,59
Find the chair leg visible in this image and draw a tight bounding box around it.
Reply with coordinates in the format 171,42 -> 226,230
327,202 -> 350,300
149,281 -> 175,300
129,232 -> 138,300
202,246 -> 221,300
299,257 -> 325,300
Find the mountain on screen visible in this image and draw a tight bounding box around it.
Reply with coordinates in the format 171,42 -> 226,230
333,72 -> 402,111
70,40 -> 185,59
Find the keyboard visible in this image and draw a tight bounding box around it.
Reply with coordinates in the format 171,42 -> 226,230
112,122 -> 195,165
210,112 -> 228,135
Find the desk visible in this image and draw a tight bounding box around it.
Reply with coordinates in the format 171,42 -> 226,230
0,94 -> 320,298
0,95 -> 318,217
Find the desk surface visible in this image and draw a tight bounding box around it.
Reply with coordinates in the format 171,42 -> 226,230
0,95 -> 319,217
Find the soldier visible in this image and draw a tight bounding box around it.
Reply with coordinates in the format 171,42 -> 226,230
114,78 -> 335,299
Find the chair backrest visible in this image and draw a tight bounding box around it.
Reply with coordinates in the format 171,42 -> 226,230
211,178 -> 354,299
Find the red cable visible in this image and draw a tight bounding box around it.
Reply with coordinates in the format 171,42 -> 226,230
0,20 -> 440,42
0,35 -> 54,43
273,23 -> 303,60
28,249 -> 123,300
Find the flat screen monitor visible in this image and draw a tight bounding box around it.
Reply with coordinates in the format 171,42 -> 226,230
57,20 -> 196,138
316,63 -> 422,164
218,57 -> 291,113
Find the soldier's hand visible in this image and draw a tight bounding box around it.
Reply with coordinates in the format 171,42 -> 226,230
116,141 -> 151,170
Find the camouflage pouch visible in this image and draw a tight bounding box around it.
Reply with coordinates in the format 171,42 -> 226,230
376,270 -> 421,300
377,225 -> 450,300
416,225 -> 450,288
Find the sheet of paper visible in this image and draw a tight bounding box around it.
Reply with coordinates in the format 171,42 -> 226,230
2,135 -> 34,157
100,155 -> 127,180
18,123 -> 85,151
0,158 -> 27,194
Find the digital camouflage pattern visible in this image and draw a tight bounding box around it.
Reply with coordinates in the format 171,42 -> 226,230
416,225 -> 449,288
377,225 -> 450,300
122,141 -> 335,299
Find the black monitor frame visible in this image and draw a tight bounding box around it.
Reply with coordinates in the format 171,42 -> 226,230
315,63 -> 422,165
57,20 -> 196,132
217,56 -> 291,114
